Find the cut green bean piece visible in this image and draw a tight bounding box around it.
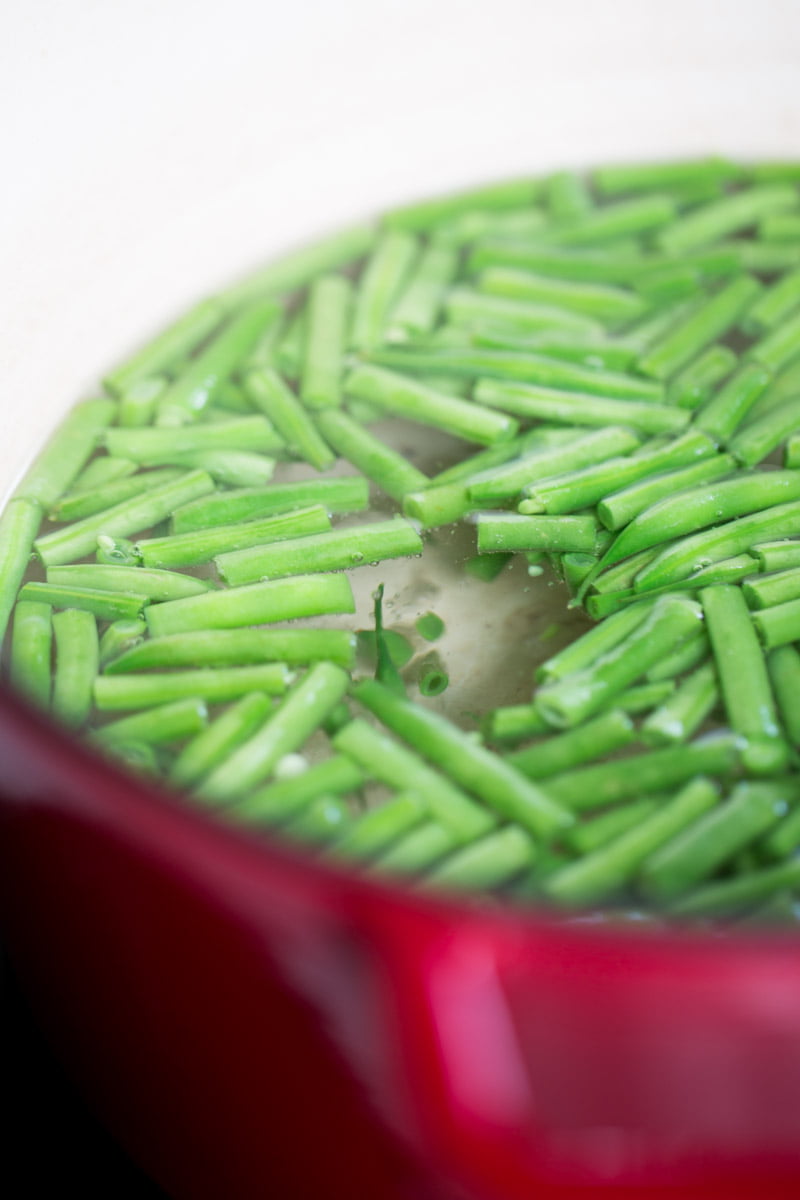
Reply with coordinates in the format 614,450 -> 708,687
768,646 -> 800,748
243,367 -> 334,470
742,268 -> 800,335
646,629 -> 709,682
35,470 -> 216,567
171,475 -> 368,534
477,512 -> 598,555
522,429 -> 716,518
346,365 -> 518,445
507,709 -> 634,780
106,628 -> 356,676
744,566 -> 800,609
484,703 -> 550,745
658,185 -> 799,254
146,572 -> 354,637
565,798 -> 661,856
634,498 -> 800,593
594,158 -> 738,197
544,777 -> 720,907
227,755 -> 364,825
694,363 -> 773,445
51,608 -> 98,728
540,193 -> 676,247
196,663 -> 351,802
10,600 -> 52,709
18,582 -> 148,623
47,564 -> 212,602
105,416 -> 284,463
328,791 -> 427,861
354,679 -> 572,837
537,599 -> 653,683
168,692 -> 274,789
446,287 -> 604,337
118,376 -> 169,427
216,517 -> 423,586
759,791 -> 800,860
546,169 -> 592,219
222,224 -> 376,308
333,717 -> 494,842
315,409 -> 429,501
477,268 -> 645,326
281,795 -> 352,845
71,456 -> 137,492
762,214 -> 800,241
668,344 -> 737,409
351,231 -> 419,351
669,857 -> 800,919
274,307 -> 306,381
468,427 -> 639,505
95,664 -> 293,710
787,434 -> 800,470
752,539 -> 800,573
426,826 -> 535,892
155,298 -> 281,425
701,584 -> 787,773
300,274 -> 352,409
402,482 -> 473,529
14,399 -> 116,509
384,179 -> 540,233
747,307 -> 800,374
0,498 -> 42,642
616,680 -> 676,714
598,454 -> 735,532
638,276 -> 762,380
641,661 -> 718,746
104,298 -> 226,396
137,504 -> 331,569
640,780 -> 794,902
536,596 -> 703,729
49,467 -> 185,523
98,619 -> 147,668
94,697 -> 208,747
475,379 -> 688,436
370,820 -> 457,875
433,208 -> 547,247
95,535 -> 142,567
729,396 -> 800,467
752,597 -> 800,650
388,242 -> 459,339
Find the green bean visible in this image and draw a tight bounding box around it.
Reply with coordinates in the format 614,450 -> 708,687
51,608 -> 98,728
298,274 -> 352,408
474,379 -> 688,435
105,628 -> 356,677
153,450 -> 277,487
10,600 -> 52,708
598,455 -> 735,532
742,268 -> 800,334
752,539 -> 800,573
747,308 -> 800,374
564,798 -> 661,856
749,163 -> 800,183
383,178 -> 540,233
637,276 -> 762,380
215,517 -> 423,586
118,377 -> 170,427
540,193 -> 677,246
98,619 -> 147,667
641,661 -> 718,746
759,793 -> 800,862
634,263 -> 702,305
94,697 -> 208,747
467,241 -> 641,283
471,327 -> 639,372
14,399 -> 116,509
369,820 -> 457,875
354,678 -> 572,837
657,185 -> 799,254
95,535 -> 142,567
103,298 -> 226,395
274,307 -> 306,380
388,242 -> 459,338
35,470 -> 215,567
446,287 -> 605,337
561,552 -> 598,593
752,597 -> 800,649
546,169 -> 592,219
786,434 -> 800,470
645,628 -> 709,682
768,647 -> 800,748
694,363 -> 773,445
333,717 -> 494,842
426,826 -> 535,892
345,364 -> 518,445
0,498 -> 42,642
105,416 -> 283,464
46,564 -> 212,602
401,482 -> 474,529
18,582 -> 148,623
468,427 -> 639,505
222,224 -> 376,308
167,692 -> 274,789
615,680 -> 677,714
95,663 -> 293,711
729,396 -> 800,467
71,456 -> 137,492
544,777 -> 720,907
154,298 -> 281,425
350,231 -> 418,350
476,268 -> 645,326
739,240 -> 800,274
521,430 -> 716,518
669,857 -> 800,919
600,470 -> 800,573
315,409 -> 429,501
744,566 -> 800,609
226,754 -> 365,825
701,584 -> 787,773
759,214 -> 800,241
193,662 -> 351,801
507,709 -> 634,779
476,512 -> 598,555
328,791 -> 427,861
536,595 -> 703,729
633,498 -> 800,593
667,344 -> 737,409
137,504 -> 331,569
429,426 -> 571,486
537,598 -> 653,683
49,468 -> 185,523
594,158 -> 738,197
621,295 -> 704,353
146,571 -> 354,638
366,346 -> 663,400
434,208 -> 548,247
242,367 -> 333,470
170,475 -> 368,534
281,795 -> 352,845
640,781 -> 792,902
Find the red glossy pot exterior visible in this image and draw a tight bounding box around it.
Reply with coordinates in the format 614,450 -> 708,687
3,684 -> 800,1199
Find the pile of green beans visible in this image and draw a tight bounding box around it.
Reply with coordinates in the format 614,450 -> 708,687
6,156 -> 800,925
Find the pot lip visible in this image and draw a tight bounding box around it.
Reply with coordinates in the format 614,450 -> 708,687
3,679 -> 798,969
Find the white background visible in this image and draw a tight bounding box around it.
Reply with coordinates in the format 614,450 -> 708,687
1,0 -> 799,497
